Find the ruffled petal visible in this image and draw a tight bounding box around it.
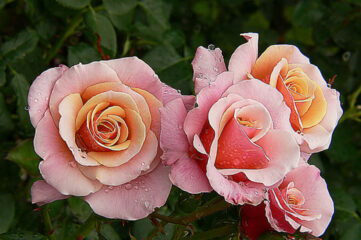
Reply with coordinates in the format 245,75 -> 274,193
49,62 -> 120,126
28,65 -> 68,127
79,131 -> 158,186
31,180 -> 69,206
160,98 -> 190,165
229,33 -> 259,83
191,46 -> 227,94
84,164 -> 172,220
103,57 -> 163,100
161,83 -> 195,111
169,154 -> 212,194
39,151 -> 102,196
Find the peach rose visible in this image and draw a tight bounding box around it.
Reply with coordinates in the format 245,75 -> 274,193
28,58 -> 192,219
228,33 -> 343,154
265,164 -> 334,237
161,50 -> 300,205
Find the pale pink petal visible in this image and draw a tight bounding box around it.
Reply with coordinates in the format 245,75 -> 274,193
34,110 -> 68,159
103,57 -> 163,100
79,131 -> 158,186
58,93 -> 99,166
191,46 -> 227,94
241,130 -> 300,186
223,79 -> 293,133
161,83 -> 195,111
229,33 -> 259,83
49,62 -> 120,125
206,162 -> 266,205
84,164 -> 172,220
31,180 -> 69,206
184,72 -> 234,143
291,64 -> 343,153
28,65 -> 68,127
160,98 -> 189,165
281,165 -> 334,236
39,151 -> 102,196
169,154 -> 212,194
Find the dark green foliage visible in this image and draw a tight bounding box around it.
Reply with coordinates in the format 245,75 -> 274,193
0,0 -> 360,239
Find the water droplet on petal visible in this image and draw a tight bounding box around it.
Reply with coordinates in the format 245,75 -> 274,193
34,98 -> 39,103
327,83 -> 332,88
213,67 -> 218,72
141,162 -> 145,166
104,189 -> 109,193
208,44 -> 215,50
145,188 -> 149,192
153,73 -> 158,78
108,186 -> 113,190
134,186 -> 139,190
178,124 -> 183,129
177,89 -> 181,94
68,161 -> 76,168
125,183 -> 132,190
144,201 -> 150,209
24,106 -> 30,111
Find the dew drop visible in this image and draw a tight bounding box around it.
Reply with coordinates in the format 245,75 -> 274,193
37,92 -> 41,96
24,106 -> 30,111
153,73 -> 158,78
327,83 -> 332,88
34,98 -> 39,103
177,89 -> 181,94
134,186 -> 139,190
145,188 -> 149,192
125,183 -> 132,190
213,67 -> 218,72
104,189 -> 109,193
68,161 -> 76,168
108,186 -> 114,190
178,124 -> 183,129
208,44 -> 215,50
141,162 -> 145,166
144,201 -> 150,209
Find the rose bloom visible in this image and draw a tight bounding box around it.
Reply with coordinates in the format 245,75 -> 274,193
160,47 -> 300,205
228,33 -> 343,154
29,58 -> 192,219
241,163 -> 334,239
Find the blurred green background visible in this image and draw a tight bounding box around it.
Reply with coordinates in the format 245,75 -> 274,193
0,0 -> 360,239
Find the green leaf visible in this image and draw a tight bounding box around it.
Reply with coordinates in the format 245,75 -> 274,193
0,0 -> 6,9
85,12 -> 117,58
293,1 -> 325,27
0,193 -> 15,234
101,224 -> 121,240
0,232 -> 46,240
0,60 -> 6,87
10,73 -> 33,136
0,93 -> 15,139
67,197 -> 92,223
7,139 -> 40,176
142,45 -> 181,72
0,28 -> 39,62
55,0 -> 90,9
67,43 -> 101,66
139,0 -> 171,30
107,10 -> 134,32
103,0 -> 138,15
341,222 -> 361,240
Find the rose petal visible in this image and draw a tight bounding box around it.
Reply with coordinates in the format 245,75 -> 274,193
34,110 -> 68,159
184,71 -> 234,143
81,82 -> 152,133
191,46 -> 227,94
28,65 -> 68,127
161,83 -> 195,111
229,33 -> 259,83
31,180 -> 69,206
49,62 -> 120,126
39,151 -> 102,196
79,131 -> 158,186
87,109 -> 146,167
160,98 -> 190,165
84,164 -> 172,220
103,57 -> 163,100
223,79 -> 294,133
58,93 -> 100,166
242,130 -> 300,186
169,154 -> 212,194
251,45 -> 310,84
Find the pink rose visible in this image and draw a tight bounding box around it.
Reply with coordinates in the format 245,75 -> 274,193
265,164 -> 334,237
161,49 -> 300,205
227,33 -> 343,154
28,58 -> 189,220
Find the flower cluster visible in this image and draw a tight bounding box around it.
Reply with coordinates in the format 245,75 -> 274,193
30,33 -> 342,238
